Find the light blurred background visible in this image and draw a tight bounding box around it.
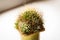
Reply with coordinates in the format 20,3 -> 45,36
0,0 -> 44,12
0,0 -> 60,40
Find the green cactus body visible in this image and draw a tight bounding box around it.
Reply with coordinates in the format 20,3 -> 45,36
15,9 -> 45,40
21,32 -> 39,40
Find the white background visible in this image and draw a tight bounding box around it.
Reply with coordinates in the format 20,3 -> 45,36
0,0 -> 60,40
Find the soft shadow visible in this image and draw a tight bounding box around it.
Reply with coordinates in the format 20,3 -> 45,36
0,0 -> 50,14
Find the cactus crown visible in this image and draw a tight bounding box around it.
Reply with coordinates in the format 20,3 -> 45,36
15,10 -> 45,35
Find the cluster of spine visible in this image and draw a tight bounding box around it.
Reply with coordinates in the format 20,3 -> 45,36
15,10 -> 45,35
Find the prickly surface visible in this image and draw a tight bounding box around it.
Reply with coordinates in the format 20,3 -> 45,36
15,10 -> 45,35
